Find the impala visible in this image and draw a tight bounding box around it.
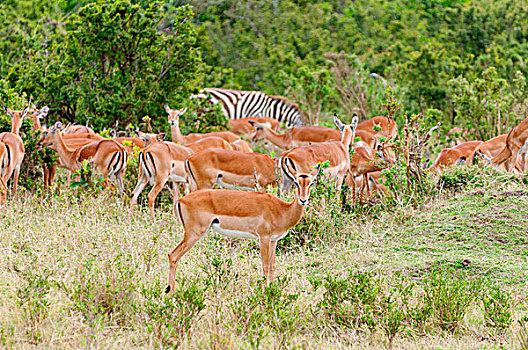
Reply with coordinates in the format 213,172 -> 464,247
166,162 -> 320,295
492,118 -> 528,172
229,117 -> 280,137
230,139 -> 252,152
63,124 -> 95,135
279,114 -> 358,193
40,122 -> 128,194
427,141 -> 482,172
251,115 -> 395,150
464,134 -> 525,171
27,105 -> 57,190
165,105 -> 240,144
185,149 -> 276,192
345,141 -> 392,202
130,141 -> 193,220
183,136 -> 233,153
250,122 -> 340,150
0,142 -> 7,205
0,104 -> 31,199
130,136 -> 235,219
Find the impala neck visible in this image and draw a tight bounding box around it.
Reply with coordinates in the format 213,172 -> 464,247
170,119 -> 186,144
53,132 -> 77,168
30,115 -> 42,132
11,116 -> 23,135
341,126 -> 355,153
281,186 -> 306,229
263,127 -> 292,149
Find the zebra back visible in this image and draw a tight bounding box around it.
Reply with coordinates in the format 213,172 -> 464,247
199,88 -> 303,127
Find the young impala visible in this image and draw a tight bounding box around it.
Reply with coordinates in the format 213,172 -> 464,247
166,162 -> 320,295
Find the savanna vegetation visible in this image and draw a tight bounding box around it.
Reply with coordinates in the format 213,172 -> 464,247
0,0 -> 527,348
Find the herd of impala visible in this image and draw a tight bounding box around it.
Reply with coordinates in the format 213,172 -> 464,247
1,98 -> 527,293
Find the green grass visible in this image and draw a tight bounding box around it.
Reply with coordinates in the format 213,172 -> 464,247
0,169 -> 527,348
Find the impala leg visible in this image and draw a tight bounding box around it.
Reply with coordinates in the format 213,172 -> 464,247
171,182 -> 179,216
12,167 -> 21,199
48,166 -> 56,190
259,236 -> 272,284
507,145 -> 521,172
167,228 -> 205,295
130,175 -> 148,216
268,240 -> 278,281
43,166 -> 50,191
147,181 -> 166,221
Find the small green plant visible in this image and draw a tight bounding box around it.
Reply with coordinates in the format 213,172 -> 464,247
142,277 -> 207,347
482,283 -> 513,333
17,268 -> 52,344
312,270 -> 381,332
230,277 -> 301,348
518,316 -> 528,350
70,160 -> 105,194
423,266 -> 479,333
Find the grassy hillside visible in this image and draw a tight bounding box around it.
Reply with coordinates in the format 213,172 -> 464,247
1,167 -> 527,348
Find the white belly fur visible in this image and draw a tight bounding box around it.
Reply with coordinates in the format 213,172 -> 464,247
211,223 -> 258,240
168,174 -> 187,182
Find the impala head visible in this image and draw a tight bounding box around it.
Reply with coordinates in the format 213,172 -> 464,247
249,121 -> 268,142
164,104 -> 187,126
39,121 -> 62,147
3,105 -> 31,132
30,105 -> 49,121
283,158 -> 320,206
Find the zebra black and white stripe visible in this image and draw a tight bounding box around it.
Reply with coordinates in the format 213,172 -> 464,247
194,88 -> 303,127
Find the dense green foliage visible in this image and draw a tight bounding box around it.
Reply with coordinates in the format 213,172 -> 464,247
1,0 -> 528,134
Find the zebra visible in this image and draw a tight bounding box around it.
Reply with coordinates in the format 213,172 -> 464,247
192,88 -> 303,127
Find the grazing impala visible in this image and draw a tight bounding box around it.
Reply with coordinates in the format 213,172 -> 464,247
250,122 -> 340,150
130,141 -> 193,220
251,115 -> 395,150
185,149 -> 276,191
229,117 -> 280,137
40,122 -> 128,194
165,105 -> 240,144
345,141 -> 392,202
230,139 -> 252,152
28,106 -> 57,190
279,114 -> 358,193
166,162 -> 320,295
492,118 -> 528,172
63,124 -> 95,135
464,134 -> 526,171
0,104 -> 31,199
427,141 -> 482,172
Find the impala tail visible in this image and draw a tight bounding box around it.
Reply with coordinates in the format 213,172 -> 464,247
184,159 -> 197,192
107,150 -> 127,178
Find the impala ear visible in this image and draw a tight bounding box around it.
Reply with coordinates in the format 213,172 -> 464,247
281,157 -> 298,182
179,107 -> 187,115
20,107 -> 31,121
38,106 -> 50,118
351,114 -> 359,131
164,104 -> 170,113
334,113 -> 345,132
53,121 -> 62,132
157,132 -> 167,141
